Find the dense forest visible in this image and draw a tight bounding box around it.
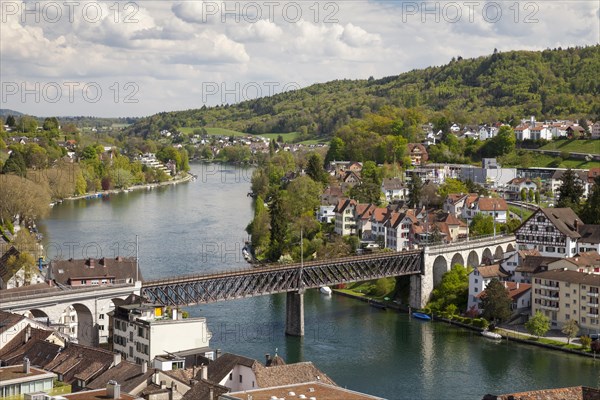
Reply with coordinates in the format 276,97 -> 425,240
128,46 -> 600,140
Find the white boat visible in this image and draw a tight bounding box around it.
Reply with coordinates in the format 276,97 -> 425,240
481,330 -> 502,340
320,286 -> 332,295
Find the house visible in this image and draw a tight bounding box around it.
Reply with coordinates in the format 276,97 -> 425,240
588,168 -> 600,185
546,251 -> 600,274
0,323 -> 64,367
407,143 -> 429,166
52,382 -> 140,399
566,125 -> 586,138
320,186 -> 344,206
86,361 -> 155,397
45,343 -> 119,391
205,352 -> 334,394
0,361 -> 57,398
505,178 -> 538,200
532,269 -> 600,332
221,382 -> 385,400
316,205 -> 335,223
385,211 -> 415,251
110,296 -> 213,365
478,126 -> 498,141
49,257 -> 139,287
592,121 -> 600,139
550,170 -> 589,199
472,197 -> 508,224
333,199 -> 358,236
476,281 -> 532,315
443,193 -> 477,216
515,208 -> 583,258
355,204 -> 377,239
0,246 -> 45,289
512,253 -> 560,284
341,170 -> 361,184
0,311 -> 65,353
577,225 -> 600,253
467,264 -> 510,312
381,178 -> 408,202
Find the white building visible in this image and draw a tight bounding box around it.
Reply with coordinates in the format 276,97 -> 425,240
592,121 -> 600,139
316,205 -> 335,223
467,264 -> 510,311
111,300 -> 212,365
550,170 -> 590,199
516,208 -> 582,258
333,199 -> 357,236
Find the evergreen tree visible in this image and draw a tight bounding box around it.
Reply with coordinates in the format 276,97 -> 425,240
6,115 -> 16,127
581,176 -> 600,224
2,150 -> 27,177
325,137 -> 345,164
557,169 -> 584,211
480,279 -> 512,322
408,174 -> 422,208
268,191 -> 287,261
305,153 -> 328,185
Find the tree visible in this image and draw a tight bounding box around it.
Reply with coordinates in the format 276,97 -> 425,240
361,161 -> 382,186
305,153 -> 328,185
556,168 -> 584,211
520,188 -> 527,202
348,182 -> 382,205
480,279 -> 512,322
6,251 -> 36,286
581,176 -> 600,224
268,191 -> 287,261
6,115 -> 16,127
591,339 -> 600,353
325,137 -> 345,164
528,188 -> 535,203
2,150 -> 27,176
561,319 -> 579,344
580,335 -> 592,349
0,175 -> 50,224
427,264 -> 471,312
286,176 -> 322,218
407,174 -> 422,208
438,178 -> 468,200
525,310 -> 550,338
484,126 -> 516,157
470,214 -> 494,237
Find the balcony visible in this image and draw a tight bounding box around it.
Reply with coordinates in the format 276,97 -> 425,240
587,313 -> 600,318
588,292 -> 599,298
539,294 -> 560,301
539,285 -> 559,291
539,304 -> 559,312
588,303 -> 599,308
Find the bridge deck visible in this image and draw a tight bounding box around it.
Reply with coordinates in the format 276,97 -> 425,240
142,250 -> 423,306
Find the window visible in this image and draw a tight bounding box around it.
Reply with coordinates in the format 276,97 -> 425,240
99,314 -> 104,320
229,373 -> 233,381
565,314 -> 570,320
565,303 -> 570,308
239,375 -> 243,383
474,288 -> 478,292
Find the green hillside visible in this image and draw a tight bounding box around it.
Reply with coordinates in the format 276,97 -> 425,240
129,46 -> 600,140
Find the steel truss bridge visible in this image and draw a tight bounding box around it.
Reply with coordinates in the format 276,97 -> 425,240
141,250 -> 423,307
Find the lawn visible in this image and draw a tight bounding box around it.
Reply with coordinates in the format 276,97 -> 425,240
539,139 -> 600,155
509,206 -> 533,221
179,127 -> 246,137
521,152 -> 600,169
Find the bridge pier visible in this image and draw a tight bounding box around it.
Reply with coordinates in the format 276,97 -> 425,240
285,290 -> 304,337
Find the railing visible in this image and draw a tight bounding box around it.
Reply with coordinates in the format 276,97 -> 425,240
0,280 -> 137,302
425,233 -> 515,254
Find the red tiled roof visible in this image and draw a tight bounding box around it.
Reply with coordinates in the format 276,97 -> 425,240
477,197 -> 508,212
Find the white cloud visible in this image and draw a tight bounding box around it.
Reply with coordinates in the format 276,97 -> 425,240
0,0 -> 597,117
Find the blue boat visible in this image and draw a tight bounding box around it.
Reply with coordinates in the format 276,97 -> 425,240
412,312 -> 432,321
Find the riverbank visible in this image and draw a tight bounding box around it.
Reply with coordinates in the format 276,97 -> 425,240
333,288 -> 599,360
60,172 -> 194,202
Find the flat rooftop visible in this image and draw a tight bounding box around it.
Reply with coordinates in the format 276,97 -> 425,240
0,365 -> 53,383
222,382 -> 385,400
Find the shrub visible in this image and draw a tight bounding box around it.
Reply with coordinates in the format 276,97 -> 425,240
580,336 -> 592,349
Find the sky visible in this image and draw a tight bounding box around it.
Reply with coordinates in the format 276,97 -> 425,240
1,0 -> 599,118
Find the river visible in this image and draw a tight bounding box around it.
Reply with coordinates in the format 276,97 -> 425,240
40,163 -> 600,400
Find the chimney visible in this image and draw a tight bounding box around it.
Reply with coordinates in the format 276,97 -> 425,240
574,219 -> 579,231
113,353 -> 121,367
153,371 -> 160,385
201,365 -> 208,381
142,361 -> 148,374
215,349 -> 221,359
23,357 -> 30,374
209,388 -> 214,400
160,380 -> 167,390
89,258 -> 95,268
24,325 -> 31,344
516,282 -> 520,289
265,354 -> 271,365
107,381 -> 120,399
169,381 -> 177,400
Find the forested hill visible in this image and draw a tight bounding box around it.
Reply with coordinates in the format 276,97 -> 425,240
129,46 -> 600,139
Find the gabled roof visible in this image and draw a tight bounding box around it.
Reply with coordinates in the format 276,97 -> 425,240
445,193 -> 467,205
0,332 -> 61,368
558,251 -> 600,268
540,208 -> 582,239
253,361 -> 336,388
476,198 -> 508,212
381,178 -> 405,191
534,269 -> 600,286
356,204 -> 377,221
45,343 -> 115,384
333,198 -> 357,214
475,264 -> 509,279
515,255 -> 561,273
478,281 -> 531,301
551,170 -> 588,181
181,378 -> 229,400
87,361 -> 153,394
207,353 -> 258,384
578,224 -> 600,244
50,256 -> 138,285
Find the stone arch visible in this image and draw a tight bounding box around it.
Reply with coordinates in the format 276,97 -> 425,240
23,309 -> 50,325
494,246 -> 504,260
450,253 -> 465,268
506,243 -> 515,253
482,248 -> 493,265
432,256 -> 448,287
467,251 -> 480,268
72,303 -> 95,346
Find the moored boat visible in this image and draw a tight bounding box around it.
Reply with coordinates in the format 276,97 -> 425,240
412,312 -> 432,321
481,330 -> 502,340
320,286 -> 332,295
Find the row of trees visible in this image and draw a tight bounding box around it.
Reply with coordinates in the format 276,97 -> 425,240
557,169 -> 600,224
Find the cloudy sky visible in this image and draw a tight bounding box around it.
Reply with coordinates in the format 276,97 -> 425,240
1,0 -> 598,117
